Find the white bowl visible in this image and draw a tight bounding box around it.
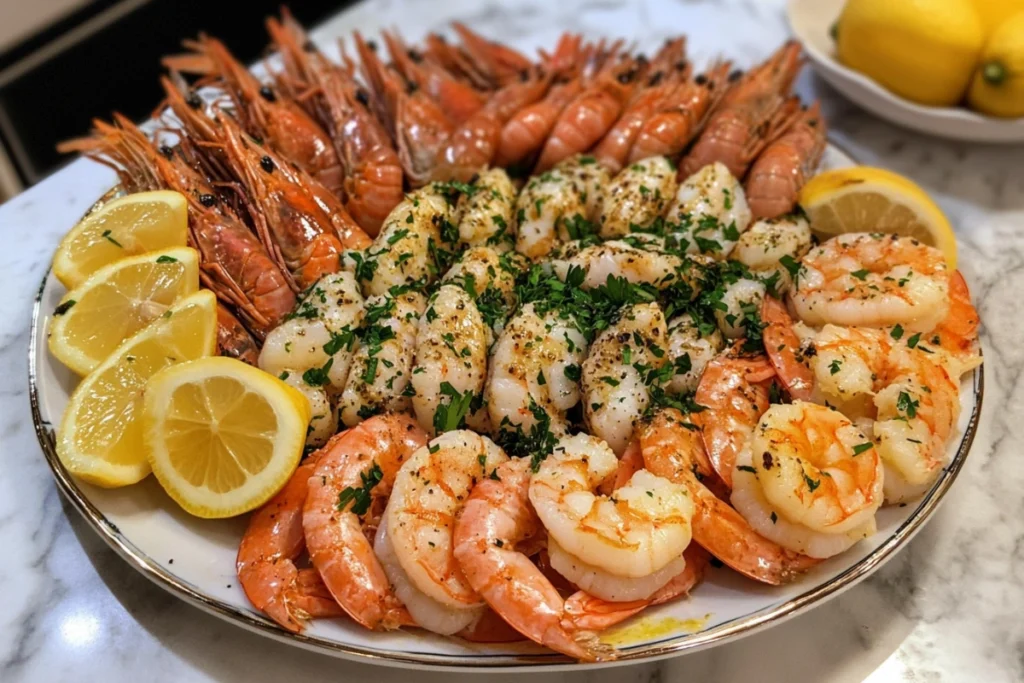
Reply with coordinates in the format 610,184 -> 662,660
787,0 -> 1024,143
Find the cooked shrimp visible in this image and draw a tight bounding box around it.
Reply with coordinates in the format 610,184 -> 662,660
639,409 -> 818,584
714,277 -> 767,339
695,345 -> 776,488
338,291 -> 425,427
442,246 -> 525,332
514,165 -> 587,260
453,457 -> 614,661
733,215 -> 812,293
237,451 -> 346,632
216,304 -> 260,365
379,431 -> 508,634
761,295 -> 819,403
411,285 -> 491,434
485,303 -> 588,438
581,303 -> 669,454
792,232 -> 950,332
550,240 -> 685,290
932,270 -> 983,374
665,313 -> 725,394
281,373 -> 337,447
453,168 -> 518,250
598,156 -> 677,238
303,414 -> 428,630
730,402 -> 883,558
557,154 -> 612,220
745,102 -> 827,220
667,162 -> 753,260
451,22 -> 534,88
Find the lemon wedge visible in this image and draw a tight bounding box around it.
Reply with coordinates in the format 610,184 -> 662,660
56,290 -> 217,487
798,167 -> 958,268
143,357 -> 311,518
53,190 -> 188,289
48,247 -> 200,375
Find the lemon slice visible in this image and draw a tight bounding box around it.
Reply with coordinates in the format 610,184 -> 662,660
48,247 -> 200,376
53,190 -> 188,289
143,357 -> 311,518
798,167 -> 958,268
56,290 -> 217,487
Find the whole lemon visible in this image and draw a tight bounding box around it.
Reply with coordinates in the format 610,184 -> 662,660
967,11 -> 1024,117
971,0 -> 1024,35
836,0 -> 984,106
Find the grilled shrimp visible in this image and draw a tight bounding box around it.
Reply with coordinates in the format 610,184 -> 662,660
745,102 -> 827,220
237,450 -> 346,632
514,165 -> 588,260
792,233 -> 950,332
731,402 -> 883,558
582,303 -> 669,455
412,285 -> 491,434
558,154 -> 611,220
667,162 -> 753,260
59,115 -> 295,336
454,168 -> 517,250
534,56 -> 642,173
550,240 -> 684,290
303,414 -> 429,630
163,35 -> 342,195
733,215 -> 812,293
258,271 -> 365,394
442,246 -> 525,332
338,291 -> 425,427
639,409 -> 818,584
665,313 -> 725,393
353,184 -> 458,297
598,156 -> 677,238
680,42 -> 803,179
486,303 -> 588,438
531,433 -> 694,590
380,430 -> 508,634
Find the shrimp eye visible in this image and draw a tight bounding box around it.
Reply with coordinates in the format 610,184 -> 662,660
407,48 -> 423,63
199,193 -> 217,207
617,71 -> 633,84
259,85 -> 276,102
728,69 -> 744,83
648,71 -> 664,86
406,81 -> 419,94
260,156 -> 275,173
694,73 -> 708,86
365,39 -> 377,52
519,69 -> 530,82
674,60 -> 687,71
159,145 -> 175,159
356,89 -> 371,106
186,92 -> 202,109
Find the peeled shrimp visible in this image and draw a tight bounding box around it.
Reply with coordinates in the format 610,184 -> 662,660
514,165 -> 587,260
454,168 -> 518,250
303,414 -> 428,630
550,240 -> 685,290
665,314 -> 725,394
442,245 -> 525,333
733,215 -> 812,293
281,374 -> 337,447
598,156 -> 677,239
556,154 -> 611,220
667,162 -> 753,259
730,402 -> 883,558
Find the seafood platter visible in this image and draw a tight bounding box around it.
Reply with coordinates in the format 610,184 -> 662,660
30,11 -> 983,669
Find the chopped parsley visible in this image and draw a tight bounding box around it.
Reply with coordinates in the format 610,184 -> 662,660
337,463 -> 383,515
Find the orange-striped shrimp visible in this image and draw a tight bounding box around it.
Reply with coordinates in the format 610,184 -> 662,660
639,409 -> 818,584
163,34 -> 342,196
745,102 -> 827,220
679,41 -> 804,179
761,295 -> 817,402
453,457 -> 615,661
933,270 -> 982,373
237,451 -> 346,632
303,414 -> 429,631
534,55 -> 642,173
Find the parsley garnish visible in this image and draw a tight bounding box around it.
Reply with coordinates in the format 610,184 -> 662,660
433,382 -> 475,433
337,463 -> 383,515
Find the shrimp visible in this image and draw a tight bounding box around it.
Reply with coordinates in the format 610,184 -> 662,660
667,162 -> 753,260
792,233 -> 950,332
216,304 -> 259,365
745,102 -> 827,220
695,345 -> 776,488
237,451 -> 346,633
380,431 -> 508,634
550,239 -> 688,290
442,246 -> 525,332
761,295 -> 818,403
598,156 -> 677,238
59,115 -> 295,336
557,154 -> 611,220
513,165 -> 588,260
431,70 -> 552,182
639,409 -> 818,584
281,373 -> 337,448
453,168 -> 518,250
534,56 -> 642,173
581,303 -> 669,455
932,270 -> 983,374
411,284 -> 491,434
485,303 -> 588,439
531,433 -> 694,592
714,277 -> 768,339
303,414 -> 429,630
680,42 -> 803,180
665,313 -> 725,394
733,215 -> 812,293
730,402 -> 884,558
453,457 -> 614,661
163,35 -> 342,195
626,61 -> 732,165
337,291 -> 425,427
451,22 -> 534,88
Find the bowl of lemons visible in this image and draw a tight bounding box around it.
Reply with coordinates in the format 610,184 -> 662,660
788,0 -> 1024,142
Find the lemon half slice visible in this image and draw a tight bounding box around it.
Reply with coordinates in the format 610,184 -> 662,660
798,167 -> 958,268
53,190 -> 188,289
56,290 -> 217,487
143,357 -> 311,518
48,246 -> 199,376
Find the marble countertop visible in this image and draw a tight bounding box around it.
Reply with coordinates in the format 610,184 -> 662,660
2,0 -> 1021,681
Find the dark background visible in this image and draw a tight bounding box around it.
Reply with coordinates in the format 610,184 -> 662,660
0,0 -> 351,189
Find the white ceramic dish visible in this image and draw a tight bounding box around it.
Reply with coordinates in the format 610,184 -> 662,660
787,0 -> 1024,143
29,145 -> 983,671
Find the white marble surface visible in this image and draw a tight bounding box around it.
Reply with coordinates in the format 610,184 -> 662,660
1,0 -> 1021,680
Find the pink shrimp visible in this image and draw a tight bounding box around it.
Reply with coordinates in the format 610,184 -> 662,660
303,414 -> 429,631
761,295 -> 816,402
